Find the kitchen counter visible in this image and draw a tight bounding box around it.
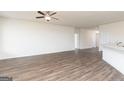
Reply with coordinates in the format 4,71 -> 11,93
102,44 -> 124,74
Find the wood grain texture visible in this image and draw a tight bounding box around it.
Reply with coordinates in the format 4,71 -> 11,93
0,48 -> 124,81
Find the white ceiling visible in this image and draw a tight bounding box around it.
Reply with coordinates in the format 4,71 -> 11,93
0,11 -> 124,28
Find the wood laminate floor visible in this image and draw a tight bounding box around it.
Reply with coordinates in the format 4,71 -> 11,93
0,48 -> 124,81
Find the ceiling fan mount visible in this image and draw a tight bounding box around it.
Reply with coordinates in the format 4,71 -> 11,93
36,11 -> 58,21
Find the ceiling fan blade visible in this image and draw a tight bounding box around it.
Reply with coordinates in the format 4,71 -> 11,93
36,16 -> 44,18
37,11 -> 45,15
50,12 -> 57,16
52,17 -> 58,20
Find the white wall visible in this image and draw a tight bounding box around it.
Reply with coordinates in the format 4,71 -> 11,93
99,21 -> 124,51
0,18 -> 75,59
79,28 -> 96,49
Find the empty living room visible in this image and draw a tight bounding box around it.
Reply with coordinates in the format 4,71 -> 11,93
1,0 -> 124,93
0,11 -> 124,81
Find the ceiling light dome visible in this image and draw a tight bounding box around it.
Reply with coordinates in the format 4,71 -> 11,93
45,16 -> 51,21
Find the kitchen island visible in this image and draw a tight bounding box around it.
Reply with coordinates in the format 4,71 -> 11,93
102,44 -> 124,74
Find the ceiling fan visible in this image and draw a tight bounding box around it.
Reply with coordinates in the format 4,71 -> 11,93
36,11 -> 58,21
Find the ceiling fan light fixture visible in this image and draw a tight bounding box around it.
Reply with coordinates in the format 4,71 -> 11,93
36,11 -> 58,21
45,16 -> 51,21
